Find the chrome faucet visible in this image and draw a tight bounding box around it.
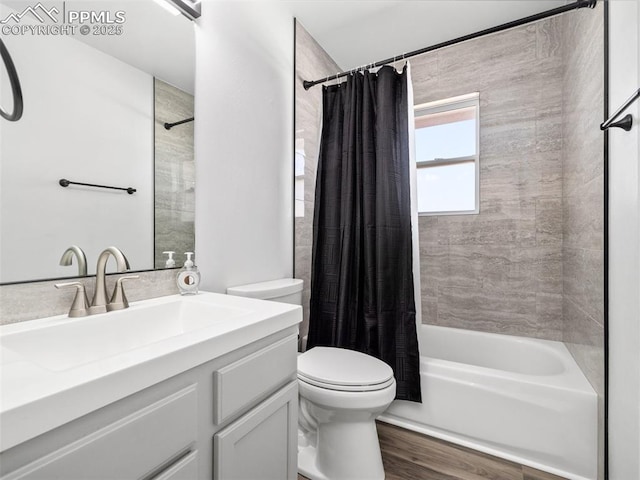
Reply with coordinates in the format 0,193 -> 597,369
90,246 -> 131,314
59,245 -> 87,276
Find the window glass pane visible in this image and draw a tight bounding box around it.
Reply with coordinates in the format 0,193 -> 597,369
295,151 -> 305,176
417,162 -> 475,213
295,178 -> 304,217
415,117 -> 476,162
295,177 -> 304,201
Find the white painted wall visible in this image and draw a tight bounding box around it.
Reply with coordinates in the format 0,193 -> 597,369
194,0 -> 294,292
608,0 -> 640,478
0,26 -> 154,283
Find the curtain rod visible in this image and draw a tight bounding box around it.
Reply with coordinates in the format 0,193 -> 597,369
303,0 -> 598,90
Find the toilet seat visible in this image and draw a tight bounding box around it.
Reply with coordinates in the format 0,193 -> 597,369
298,347 -> 394,392
298,374 -> 395,392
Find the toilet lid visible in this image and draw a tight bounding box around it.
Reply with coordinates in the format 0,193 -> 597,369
298,347 -> 394,392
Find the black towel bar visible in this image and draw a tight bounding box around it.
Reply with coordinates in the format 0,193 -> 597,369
59,179 -> 136,194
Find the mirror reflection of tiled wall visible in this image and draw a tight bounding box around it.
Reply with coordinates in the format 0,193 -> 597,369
154,78 -> 195,268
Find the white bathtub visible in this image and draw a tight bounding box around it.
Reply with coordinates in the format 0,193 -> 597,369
378,325 -> 597,480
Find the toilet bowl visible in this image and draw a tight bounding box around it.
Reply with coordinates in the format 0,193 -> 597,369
297,347 -> 396,480
226,279 -> 395,480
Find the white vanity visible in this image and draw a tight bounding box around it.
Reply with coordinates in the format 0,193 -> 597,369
0,292 -> 301,480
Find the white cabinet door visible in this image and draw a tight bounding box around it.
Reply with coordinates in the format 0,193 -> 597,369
213,381 -> 297,480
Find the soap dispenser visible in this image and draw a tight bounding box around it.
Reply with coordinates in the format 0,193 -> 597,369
177,252 -> 200,295
163,251 -> 176,268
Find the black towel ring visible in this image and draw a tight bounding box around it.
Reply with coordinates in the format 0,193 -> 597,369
0,38 -> 23,122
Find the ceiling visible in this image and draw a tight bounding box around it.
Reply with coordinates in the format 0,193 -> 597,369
284,0 -> 567,70
67,0 -> 196,94
66,0 -> 196,94
0,0 -> 195,94
1,0 -> 569,92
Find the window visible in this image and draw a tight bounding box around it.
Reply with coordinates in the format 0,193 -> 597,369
414,93 -> 479,215
294,137 -> 305,217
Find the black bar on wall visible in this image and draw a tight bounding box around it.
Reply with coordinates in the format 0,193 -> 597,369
164,117 -> 194,130
59,178 -> 136,194
603,2 -> 609,478
303,0 -> 598,90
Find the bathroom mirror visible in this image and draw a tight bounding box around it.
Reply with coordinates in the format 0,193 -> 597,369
0,0 -> 195,284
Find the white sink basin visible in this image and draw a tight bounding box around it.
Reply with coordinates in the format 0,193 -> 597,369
0,292 -> 301,452
1,297 -> 251,371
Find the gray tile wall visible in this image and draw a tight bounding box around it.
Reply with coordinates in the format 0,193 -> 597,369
154,79 -> 195,268
560,4 -> 605,478
294,21 -> 342,340
408,19 -> 565,340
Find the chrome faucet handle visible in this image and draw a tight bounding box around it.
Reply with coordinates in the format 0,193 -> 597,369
107,275 -> 139,312
55,282 -> 90,317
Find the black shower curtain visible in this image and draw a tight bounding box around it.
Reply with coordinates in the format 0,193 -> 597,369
307,65 -> 421,402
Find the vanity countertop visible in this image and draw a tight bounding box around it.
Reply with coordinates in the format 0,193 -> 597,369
0,292 -> 301,451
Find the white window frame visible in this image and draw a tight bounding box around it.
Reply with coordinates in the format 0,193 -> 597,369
414,92 -> 480,216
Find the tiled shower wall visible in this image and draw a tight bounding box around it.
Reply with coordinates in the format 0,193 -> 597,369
561,4 -> 605,478
405,18 -> 566,340
562,2 -> 605,399
294,22 -> 341,340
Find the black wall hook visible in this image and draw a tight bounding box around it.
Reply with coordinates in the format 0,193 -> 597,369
601,88 -> 639,132
603,114 -> 633,132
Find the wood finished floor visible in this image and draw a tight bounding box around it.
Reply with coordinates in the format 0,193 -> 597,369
297,421 -> 567,480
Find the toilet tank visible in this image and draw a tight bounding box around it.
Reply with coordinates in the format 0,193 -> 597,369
226,278 -> 303,305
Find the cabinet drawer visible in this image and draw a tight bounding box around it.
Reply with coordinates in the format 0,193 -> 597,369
3,385 -> 197,480
213,334 -> 297,424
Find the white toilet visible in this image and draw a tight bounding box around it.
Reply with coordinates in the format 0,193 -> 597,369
227,278 -> 396,480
